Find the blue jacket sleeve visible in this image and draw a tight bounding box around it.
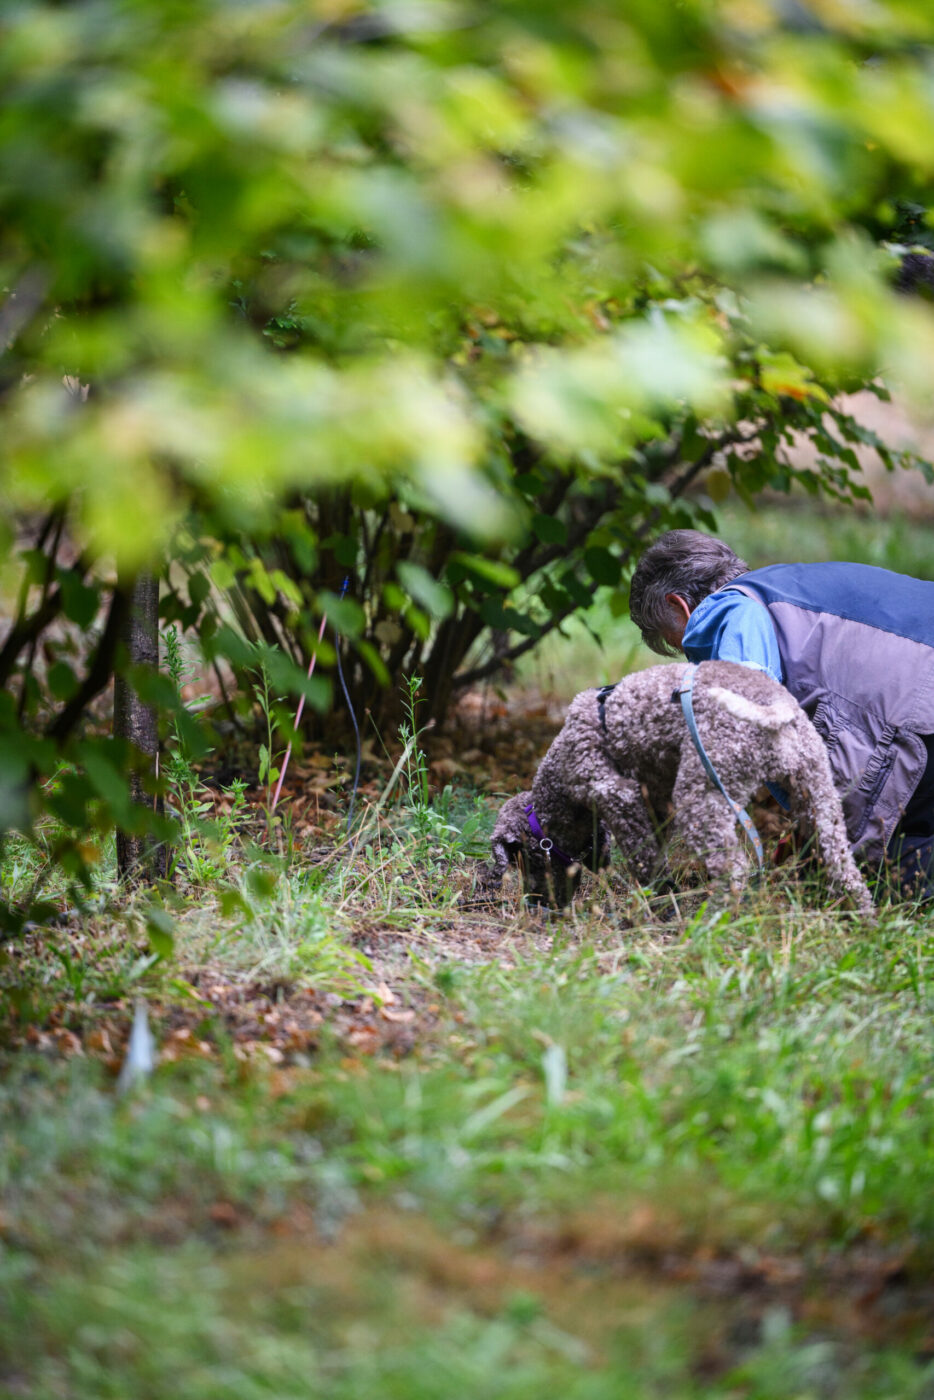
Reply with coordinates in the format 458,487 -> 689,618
682,590 -> 783,683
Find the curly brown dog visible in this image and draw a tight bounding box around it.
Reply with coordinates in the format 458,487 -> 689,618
490,661 -> 874,913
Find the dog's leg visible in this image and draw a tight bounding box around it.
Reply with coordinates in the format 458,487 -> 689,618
671,754 -> 751,896
564,764 -> 659,885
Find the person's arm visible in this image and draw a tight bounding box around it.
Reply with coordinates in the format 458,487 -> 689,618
682,590 -> 783,682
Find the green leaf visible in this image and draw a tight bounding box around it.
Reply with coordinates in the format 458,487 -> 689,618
59,571 -> 99,628
247,557 -> 277,606
705,468 -> 732,504
583,546 -> 620,587
540,581 -> 572,615
532,514 -> 567,545
405,603 -> 431,641
333,534 -> 358,568
47,661 -> 78,701
356,639 -> 390,687
145,906 -> 176,961
211,559 -> 237,591
48,771 -> 97,829
560,573 -> 594,609
188,572 -> 210,608
478,599 -> 539,637
245,865 -> 277,901
263,651 -> 330,711
317,594 -> 364,639
448,553 -> 520,591
607,588 -> 629,619
209,625 -> 255,668
219,888 -> 251,920
78,743 -> 132,825
397,561 -> 454,620
759,349 -> 828,404
126,666 -> 178,709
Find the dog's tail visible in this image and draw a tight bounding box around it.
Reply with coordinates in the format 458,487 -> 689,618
707,684 -> 798,732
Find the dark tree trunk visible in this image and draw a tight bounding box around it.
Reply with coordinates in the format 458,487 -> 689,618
114,571 -> 166,884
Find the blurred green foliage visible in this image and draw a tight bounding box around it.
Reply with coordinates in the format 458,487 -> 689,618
2,0 -> 934,920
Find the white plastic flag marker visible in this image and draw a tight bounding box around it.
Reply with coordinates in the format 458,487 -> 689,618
117,999 -> 157,1094
542,1043 -> 568,1107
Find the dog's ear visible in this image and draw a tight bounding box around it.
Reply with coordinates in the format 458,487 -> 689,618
490,834 -> 522,882
489,791 -> 532,882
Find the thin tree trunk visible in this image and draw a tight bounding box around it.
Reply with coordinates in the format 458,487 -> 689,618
114,572 -> 166,884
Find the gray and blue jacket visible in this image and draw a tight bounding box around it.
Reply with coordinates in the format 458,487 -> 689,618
682,562 -> 934,861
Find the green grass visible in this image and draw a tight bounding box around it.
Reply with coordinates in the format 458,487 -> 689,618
2,878 -> 934,1396
3,1232 -> 932,1399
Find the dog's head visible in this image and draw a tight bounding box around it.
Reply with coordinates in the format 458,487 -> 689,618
489,792 -> 610,908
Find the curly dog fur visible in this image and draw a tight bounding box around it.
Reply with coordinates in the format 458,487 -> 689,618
490,660 -> 873,913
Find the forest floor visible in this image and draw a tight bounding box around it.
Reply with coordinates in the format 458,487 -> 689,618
3,683 -> 934,1399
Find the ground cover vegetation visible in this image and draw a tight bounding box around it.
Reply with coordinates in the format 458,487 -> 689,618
4,631 -> 934,1393
3,0 -> 934,1391
3,748 -> 934,1393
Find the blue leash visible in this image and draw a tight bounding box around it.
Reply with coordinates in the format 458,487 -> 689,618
674,664 -> 765,875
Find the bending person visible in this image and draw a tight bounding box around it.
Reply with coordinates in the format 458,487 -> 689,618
628,529 -> 934,899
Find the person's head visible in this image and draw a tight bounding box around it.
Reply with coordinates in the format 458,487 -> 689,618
629,529 -> 748,655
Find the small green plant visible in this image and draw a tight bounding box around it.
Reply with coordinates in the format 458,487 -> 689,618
430,783 -> 492,859
392,678 -> 491,865
361,681 -> 491,883
399,674 -> 432,835
52,944 -> 89,1002
204,865 -> 371,993
250,649 -> 291,854
0,829 -> 48,908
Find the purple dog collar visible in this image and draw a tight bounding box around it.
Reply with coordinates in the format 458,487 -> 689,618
523,803 -> 577,868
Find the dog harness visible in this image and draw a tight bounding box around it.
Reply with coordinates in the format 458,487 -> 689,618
672,664 -> 765,875
596,683 -> 617,733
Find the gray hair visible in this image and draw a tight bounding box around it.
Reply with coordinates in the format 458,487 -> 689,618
629,529 -> 748,655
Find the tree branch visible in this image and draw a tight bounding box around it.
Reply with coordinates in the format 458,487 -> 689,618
453,597 -> 581,688
0,550 -> 91,687
0,587 -> 65,687
18,512 -> 66,720
47,587 -> 129,744
451,425 -> 763,690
